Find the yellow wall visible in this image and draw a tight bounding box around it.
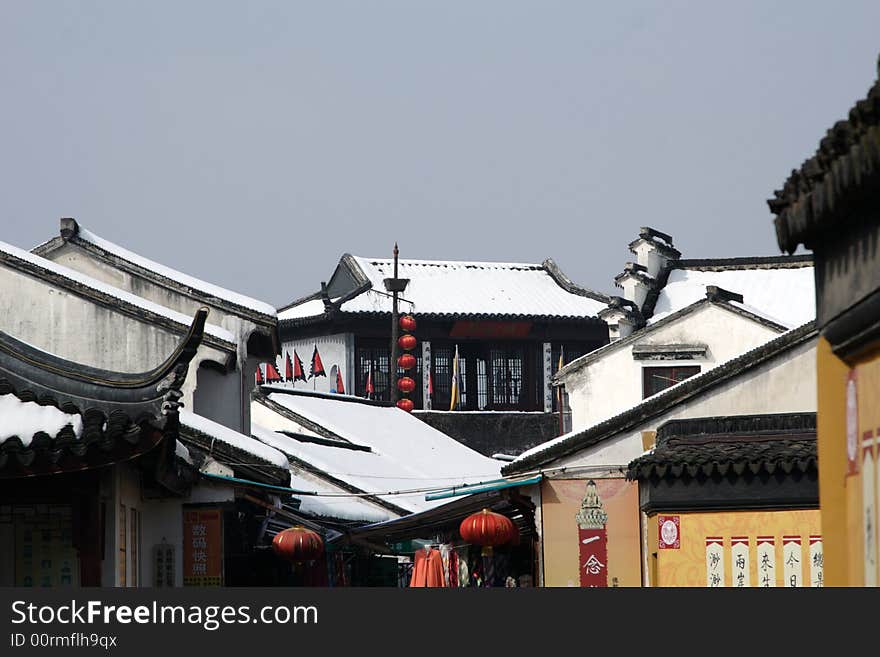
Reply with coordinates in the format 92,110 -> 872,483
651,509 -> 821,587
818,336 -> 880,585
817,337 -> 850,585
541,478 -> 641,587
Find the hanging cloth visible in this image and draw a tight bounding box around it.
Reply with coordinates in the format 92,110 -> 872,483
447,550 -> 459,588
409,548 -> 446,587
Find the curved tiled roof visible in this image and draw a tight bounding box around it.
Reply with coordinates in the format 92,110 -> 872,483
279,255 -> 609,325
627,413 -> 817,482
0,309 -> 207,477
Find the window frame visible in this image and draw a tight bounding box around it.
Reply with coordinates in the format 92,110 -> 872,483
641,364 -> 701,399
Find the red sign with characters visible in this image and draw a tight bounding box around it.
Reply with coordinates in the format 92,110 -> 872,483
578,527 -> 609,587
182,508 -> 223,586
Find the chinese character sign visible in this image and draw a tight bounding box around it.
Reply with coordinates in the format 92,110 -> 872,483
757,536 -> 776,588
809,536 -> 823,587
782,536 -> 802,587
182,508 -> 223,586
705,537 -> 724,587
576,480 -> 609,587
731,536 -> 749,588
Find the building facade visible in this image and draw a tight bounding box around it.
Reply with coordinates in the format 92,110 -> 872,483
276,253 -> 610,455
768,56 -> 880,586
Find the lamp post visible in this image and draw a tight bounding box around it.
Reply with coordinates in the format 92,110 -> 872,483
383,243 -> 409,404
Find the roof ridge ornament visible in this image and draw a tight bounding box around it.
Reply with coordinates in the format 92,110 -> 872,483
59,217 -> 80,241
705,285 -> 744,304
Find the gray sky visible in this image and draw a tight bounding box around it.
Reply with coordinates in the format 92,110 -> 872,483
1,2 -> 878,308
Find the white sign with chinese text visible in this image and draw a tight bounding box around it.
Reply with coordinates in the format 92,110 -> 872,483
783,536 -> 802,587
731,537 -> 749,588
809,536 -> 823,587
756,536 -> 776,587
705,537 -> 724,587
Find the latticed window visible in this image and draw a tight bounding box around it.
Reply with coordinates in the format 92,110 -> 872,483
489,347 -> 524,407
642,365 -> 700,398
355,340 -> 422,407
431,343 -> 537,411
431,345 -> 466,411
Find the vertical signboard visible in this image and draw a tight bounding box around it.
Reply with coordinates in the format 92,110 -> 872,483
705,537 -> 724,587
731,536 -> 749,588
809,535 -> 823,587
182,508 -> 223,587
782,535 -> 802,587
576,480 -> 609,587
757,536 -> 776,587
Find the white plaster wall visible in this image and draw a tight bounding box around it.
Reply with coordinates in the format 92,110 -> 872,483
278,334 -> 352,395
0,265 -> 232,414
563,305 -> 782,431
45,244 -> 264,344
139,482 -> 234,588
551,338 -> 817,471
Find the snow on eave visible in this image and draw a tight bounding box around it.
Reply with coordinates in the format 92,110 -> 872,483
0,239 -> 236,347
0,393 -> 83,447
43,225 -> 277,319
178,411 -> 289,469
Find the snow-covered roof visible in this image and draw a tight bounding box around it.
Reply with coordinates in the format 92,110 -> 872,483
650,262 -> 815,327
0,393 -> 83,447
0,239 -> 236,346
179,411 -> 289,470
251,424 -> 396,523
279,256 -> 608,321
251,390 -> 502,514
34,223 -> 277,319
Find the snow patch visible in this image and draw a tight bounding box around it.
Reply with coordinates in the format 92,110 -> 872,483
0,394 -> 83,447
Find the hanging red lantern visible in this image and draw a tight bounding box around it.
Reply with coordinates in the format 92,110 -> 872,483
397,376 -> 416,393
399,315 -> 417,332
396,398 -> 414,412
459,509 -> 517,547
398,334 -> 417,351
272,526 -> 324,562
397,353 -> 417,370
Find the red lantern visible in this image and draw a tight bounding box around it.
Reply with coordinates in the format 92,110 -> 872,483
399,315 -> 417,332
459,509 -> 516,547
397,353 -> 416,370
398,334 -> 417,351
272,526 -> 324,562
397,376 -> 416,393
396,398 -> 414,412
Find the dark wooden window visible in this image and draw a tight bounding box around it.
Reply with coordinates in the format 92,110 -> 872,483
354,339 -> 422,407
642,365 -> 701,398
431,342 -> 540,411
489,346 -> 524,407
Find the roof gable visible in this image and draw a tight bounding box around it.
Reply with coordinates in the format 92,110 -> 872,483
33,219 -> 277,322
1,239 -> 236,352
650,258 -> 815,327
505,322 -> 818,474
555,295 -> 788,382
